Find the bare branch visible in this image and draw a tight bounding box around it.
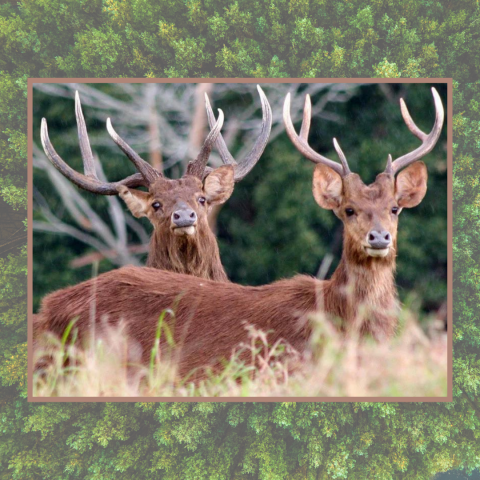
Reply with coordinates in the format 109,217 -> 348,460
70,244 -> 149,268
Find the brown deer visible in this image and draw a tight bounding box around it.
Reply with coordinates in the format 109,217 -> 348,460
40,86 -> 272,281
35,88 -> 444,381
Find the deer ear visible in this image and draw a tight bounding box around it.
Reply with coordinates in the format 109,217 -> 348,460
312,164 -> 343,210
395,161 -> 428,209
203,165 -> 235,205
116,186 -> 151,218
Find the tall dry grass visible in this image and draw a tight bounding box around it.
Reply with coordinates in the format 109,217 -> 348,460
32,307 -> 447,398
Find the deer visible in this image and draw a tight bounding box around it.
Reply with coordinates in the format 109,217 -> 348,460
34,88 -> 444,382
34,86 -> 271,371
39,86 -> 272,282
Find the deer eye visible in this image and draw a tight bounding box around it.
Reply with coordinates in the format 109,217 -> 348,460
198,197 -> 206,206
152,201 -> 162,211
345,208 -> 355,217
391,206 -> 399,215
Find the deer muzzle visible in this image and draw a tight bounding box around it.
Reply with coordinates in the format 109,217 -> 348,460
171,208 -> 197,236
365,229 -> 392,257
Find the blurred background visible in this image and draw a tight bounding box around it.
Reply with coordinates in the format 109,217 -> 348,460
32,82 -> 447,321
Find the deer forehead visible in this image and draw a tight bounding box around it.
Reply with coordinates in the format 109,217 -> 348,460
342,173 -> 395,205
149,177 -> 204,200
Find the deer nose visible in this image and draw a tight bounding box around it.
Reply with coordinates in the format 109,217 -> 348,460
367,230 -> 391,249
172,209 -> 197,228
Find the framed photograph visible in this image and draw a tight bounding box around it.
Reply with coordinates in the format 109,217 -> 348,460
29,79 -> 450,400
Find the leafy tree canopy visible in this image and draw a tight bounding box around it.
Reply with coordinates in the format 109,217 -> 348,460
0,0 -> 479,478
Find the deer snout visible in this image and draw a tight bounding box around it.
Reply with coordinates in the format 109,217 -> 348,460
171,208 -> 197,235
365,230 -> 391,257
367,230 -> 391,249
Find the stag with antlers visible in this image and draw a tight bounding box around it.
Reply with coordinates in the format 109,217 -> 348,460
40,86 -> 272,281
35,88 -> 444,381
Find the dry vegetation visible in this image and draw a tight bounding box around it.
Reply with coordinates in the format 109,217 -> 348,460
33,307 -> 447,398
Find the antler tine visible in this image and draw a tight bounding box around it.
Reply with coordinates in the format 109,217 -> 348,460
385,154 -> 393,175
204,85 -> 273,182
186,109 -> 225,179
106,118 -> 161,185
283,93 -> 348,177
232,85 -> 272,181
388,87 -> 444,175
299,94 -> 312,141
333,138 -> 351,175
41,97 -> 147,195
75,91 -> 97,178
204,92 -> 236,168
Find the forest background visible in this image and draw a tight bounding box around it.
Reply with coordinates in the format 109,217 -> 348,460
1,0 -> 480,478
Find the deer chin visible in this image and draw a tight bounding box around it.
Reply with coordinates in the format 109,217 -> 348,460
365,247 -> 390,258
172,226 -> 196,236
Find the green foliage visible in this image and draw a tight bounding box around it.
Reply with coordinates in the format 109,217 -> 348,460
0,0 -> 479,478
0,246 -> 27,395
0,0 -> 477,78
73,27 -> 129,77
0,402 -> 478,479
0,183 -> 27,210
373,57 -> 401,78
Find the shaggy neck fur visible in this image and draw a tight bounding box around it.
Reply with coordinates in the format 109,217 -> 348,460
147,222 -> 228,282
321,236 -> 399,339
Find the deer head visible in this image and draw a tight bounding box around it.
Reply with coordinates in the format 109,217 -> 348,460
284,87 -> 444,265
40,86 -> 272,278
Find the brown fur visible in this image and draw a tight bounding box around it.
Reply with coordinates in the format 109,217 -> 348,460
119,166 -> 234,282
37,268 -> 318,379
35,162 -> 428,379
147,225 -> 226,280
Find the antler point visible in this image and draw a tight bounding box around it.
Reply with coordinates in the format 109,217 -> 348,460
305,94 -> 312,108
431,87 -> 441,100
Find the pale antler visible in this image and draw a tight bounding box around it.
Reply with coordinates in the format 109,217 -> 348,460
41,91 -> 148,195
41,91 -> 226,192
385,87 -> 444,175
185,109 -> 225,179
109,101 -> 225,181
283,92 -> 351,177
106,118 -> 161,185
204,85 -> 273,182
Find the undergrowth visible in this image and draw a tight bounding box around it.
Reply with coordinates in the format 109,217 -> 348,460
32,307 -> 447,398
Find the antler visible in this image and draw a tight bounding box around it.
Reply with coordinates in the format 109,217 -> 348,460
204,85 -> 273,182
385,87 -> 444,175
41,91 -> 151,195
283,92 -> 351,177
108,101 -> 224,181
106,118 -> 161,185
185,109 -> 225,178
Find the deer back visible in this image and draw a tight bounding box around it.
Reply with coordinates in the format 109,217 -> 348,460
37,266 -> 320,378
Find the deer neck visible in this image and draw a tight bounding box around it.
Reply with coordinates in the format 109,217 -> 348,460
147,225 -> 228,282
323,244 -> 398,338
